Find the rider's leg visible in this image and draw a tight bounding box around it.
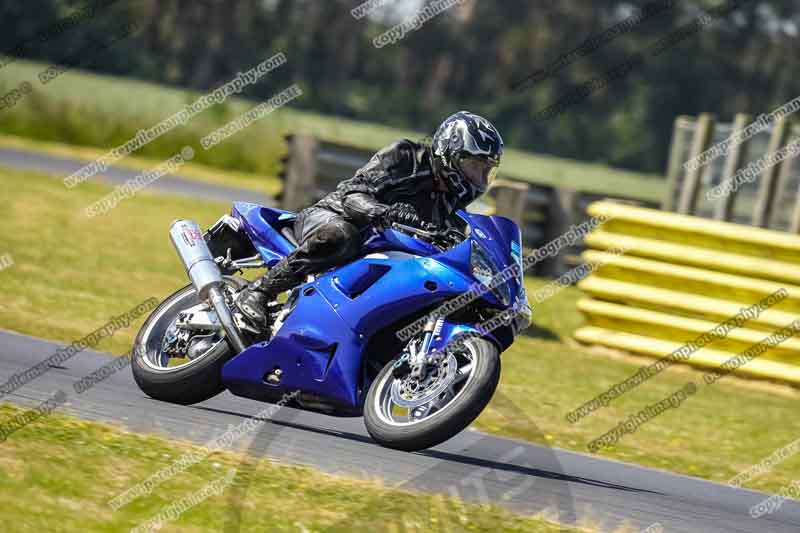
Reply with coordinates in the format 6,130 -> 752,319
236,210 -> 361,328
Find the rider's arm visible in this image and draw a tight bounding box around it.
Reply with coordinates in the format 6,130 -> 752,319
341,193 -> 389,226
339,140 -> 418,226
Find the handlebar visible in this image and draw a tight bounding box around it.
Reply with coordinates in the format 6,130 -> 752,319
390,223 -> 466,249
391,223 -> 434,238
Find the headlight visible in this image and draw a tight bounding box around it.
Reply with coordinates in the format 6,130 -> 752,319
470,241 -> 510,305
471,241 -> 496,285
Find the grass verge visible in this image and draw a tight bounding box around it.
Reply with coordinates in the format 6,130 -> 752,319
2,168 -> 799,495
0,166 -> 230,355
0,404 -> 578,532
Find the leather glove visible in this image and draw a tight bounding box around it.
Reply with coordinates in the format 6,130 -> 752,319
383,203 -> 426,229
420,221 -> 438,232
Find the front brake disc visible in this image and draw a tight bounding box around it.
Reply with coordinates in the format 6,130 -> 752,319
390,352 -> 458,409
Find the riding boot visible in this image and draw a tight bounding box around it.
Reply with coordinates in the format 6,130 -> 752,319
235,257 -> 305,329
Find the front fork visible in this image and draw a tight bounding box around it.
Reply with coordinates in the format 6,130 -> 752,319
394,316 -> 445,380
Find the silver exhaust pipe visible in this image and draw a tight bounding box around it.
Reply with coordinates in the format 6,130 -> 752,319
169,219 -> 247,354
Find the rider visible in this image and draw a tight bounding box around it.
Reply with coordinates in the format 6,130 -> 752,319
236,111 -> 505,328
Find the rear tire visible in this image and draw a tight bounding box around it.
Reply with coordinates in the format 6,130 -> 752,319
364,337 -> 500,451
131,277 -> 247,405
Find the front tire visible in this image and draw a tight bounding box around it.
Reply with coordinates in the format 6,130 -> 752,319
131,277 -> 247,405
364,337 -> 500,451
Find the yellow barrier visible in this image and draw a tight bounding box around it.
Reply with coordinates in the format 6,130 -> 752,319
576,201 -> 800,385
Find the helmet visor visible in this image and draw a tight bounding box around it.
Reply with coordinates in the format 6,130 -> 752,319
456,155 -> 499,193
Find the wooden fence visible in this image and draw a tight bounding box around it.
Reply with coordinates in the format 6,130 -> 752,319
664,114 -> 800,231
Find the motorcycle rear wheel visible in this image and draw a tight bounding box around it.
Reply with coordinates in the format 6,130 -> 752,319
131,277 -> 247,405
364,337 -> 500,451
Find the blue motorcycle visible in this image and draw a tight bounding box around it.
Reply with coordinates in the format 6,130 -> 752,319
132,202 -> 531,451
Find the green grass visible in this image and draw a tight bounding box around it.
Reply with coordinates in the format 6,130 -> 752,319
3,168 -> 800,496
0,404 -> 579,532
0,59 -> 665,202
523,277 -> 586,340
0,166 -> 229,355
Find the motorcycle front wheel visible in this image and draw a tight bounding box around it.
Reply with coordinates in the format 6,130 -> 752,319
364,337 -> 500,451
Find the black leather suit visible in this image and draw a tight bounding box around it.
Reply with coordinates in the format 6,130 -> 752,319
269,139 -> 465,293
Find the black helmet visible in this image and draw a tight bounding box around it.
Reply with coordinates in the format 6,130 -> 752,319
431,111 -> 504,206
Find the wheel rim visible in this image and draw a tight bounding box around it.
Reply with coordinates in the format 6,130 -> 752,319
373,342 -> 477,427
138,285 -> 231,372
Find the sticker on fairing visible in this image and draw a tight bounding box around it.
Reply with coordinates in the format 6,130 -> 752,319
510,241 -> 523,269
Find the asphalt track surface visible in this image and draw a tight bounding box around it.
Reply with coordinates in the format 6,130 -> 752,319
2,148 -> 800,531
0,147 -> 274,206
2,330 -> 800,533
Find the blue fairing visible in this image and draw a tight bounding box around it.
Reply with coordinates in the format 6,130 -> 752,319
232,202 -> 297,266
222,203 -> 530,412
